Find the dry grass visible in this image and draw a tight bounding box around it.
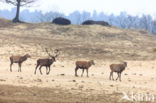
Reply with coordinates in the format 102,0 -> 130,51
0,85 -> 131,103
0,18 -> 156,103
0,18 -> 156,61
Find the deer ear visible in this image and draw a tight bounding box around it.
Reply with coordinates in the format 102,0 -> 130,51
54,49 -> 60,57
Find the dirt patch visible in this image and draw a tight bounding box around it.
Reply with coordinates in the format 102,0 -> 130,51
0,85 -> 135,103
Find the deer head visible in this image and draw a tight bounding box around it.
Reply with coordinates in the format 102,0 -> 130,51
45,48 -> 60,61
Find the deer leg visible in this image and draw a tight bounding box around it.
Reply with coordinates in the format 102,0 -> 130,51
75,66 -> 79,77
10,62 -> 13,72
47,66 -> 51,75
81,69 -> 84,77
18,63 -> 21,72
116,73 -> 119,81
46,66 -> 48,75
112,72 -> 114,80
39,66 -> 43,75
46,66 -> 50,75
109,72 -> 113,80
19,63 -> 22,72
34,64 -> 39,74
119,73 -> 122,82
86,69 -> 89,77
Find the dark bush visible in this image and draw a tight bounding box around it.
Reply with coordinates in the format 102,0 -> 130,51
52,17 -> 71,25
82,20 -> 95,25
82,20 -> 110,26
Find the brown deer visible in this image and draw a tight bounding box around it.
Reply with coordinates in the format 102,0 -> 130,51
75,60 -> 95,77
34,48 -> 60,75
109,62 -> 127,81
10,54 -> 31,72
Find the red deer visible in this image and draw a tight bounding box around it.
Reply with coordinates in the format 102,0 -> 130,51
10,54 -> 31,72
75,60 -> 95,77
109,62 -> 127,81
34,48 -> 60,75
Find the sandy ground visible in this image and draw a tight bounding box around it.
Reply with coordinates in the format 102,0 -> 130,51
0,18 -> 156,102
0,60 -> 156,103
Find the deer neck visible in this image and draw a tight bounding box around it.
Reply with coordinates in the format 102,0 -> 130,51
121,65 -> 126,72
21,55 -> 28,62
88,62 -> 92,67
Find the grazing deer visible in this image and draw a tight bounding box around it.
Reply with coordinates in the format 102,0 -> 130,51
109,62 -> 127,81
75,60 -> 95,77
34,48 -> 60,75
10,54 -> 31,72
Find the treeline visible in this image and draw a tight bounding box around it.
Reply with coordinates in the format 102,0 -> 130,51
0,8 -> 156,34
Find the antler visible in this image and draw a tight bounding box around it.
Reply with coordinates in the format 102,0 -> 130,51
54,49 -> 60,58
45,48 -> 60,58
45,48 -> 52,57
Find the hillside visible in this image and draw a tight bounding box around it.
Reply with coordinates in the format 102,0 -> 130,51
0,18 -> 156,61
1,18 -> 156,103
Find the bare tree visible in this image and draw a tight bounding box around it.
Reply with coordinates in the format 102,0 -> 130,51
80,11 -> 91,24
37,12 -> 64,22
151,20 -> 156,34
140,15 -> 152,32
0,0 -> 37,23
126,15 -> 138,29
68,11 -> 90,24
116,16 -> 127,28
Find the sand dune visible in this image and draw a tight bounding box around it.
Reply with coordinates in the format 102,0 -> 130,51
0,18 -> 156,102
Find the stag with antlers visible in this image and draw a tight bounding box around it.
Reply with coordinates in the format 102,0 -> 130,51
34,48 -> 60,75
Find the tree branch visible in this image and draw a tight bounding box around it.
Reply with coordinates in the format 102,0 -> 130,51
5,0 -> 17,5
20,1 -> 34,6
0,0 -> 36,6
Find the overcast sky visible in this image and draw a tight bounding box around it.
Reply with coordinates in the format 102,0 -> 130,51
0,0 -> 156,17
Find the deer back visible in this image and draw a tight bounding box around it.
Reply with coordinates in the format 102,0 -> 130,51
10,55 -> 22,63
76,61 -> 91,68
37,58 -> 54,66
